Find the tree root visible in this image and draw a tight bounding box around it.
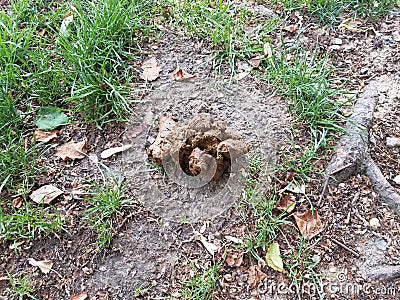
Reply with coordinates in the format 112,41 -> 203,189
367,265 -> 400,281
323,76 -> 400,281
324,77 -> 400,215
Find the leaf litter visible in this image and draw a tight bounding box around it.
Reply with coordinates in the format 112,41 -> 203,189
139,57 -> 162,81
56,140 -> 87,160
28,258 -> 54,274
30,185 -> 63,204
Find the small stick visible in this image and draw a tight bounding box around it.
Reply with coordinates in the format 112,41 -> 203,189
318,162 -> 354,206
331,238 -> 359,258
317,177 -> 329,206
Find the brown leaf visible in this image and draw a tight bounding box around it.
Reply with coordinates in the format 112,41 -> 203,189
35,129 -> 59,143
30,185 -> 63,204
28,258 -> 53,274
139,57 -> 161,81
283,24 -> 298,33
248,55 -> 263,68
38,28 -> 46,36
275,194 -> 296,213
225,249 -> 244,267
235,72 -> 249,81
9,240 -> 25,250
12,197 -> 23,208
248,265 -> 267,288
71,292 -> 88,300
294,210 -> 323,239
71,185 -> 89,199
56,140 -> 86,160
172,67 -> 197,81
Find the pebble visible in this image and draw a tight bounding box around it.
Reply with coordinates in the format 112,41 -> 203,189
332,38 -> 343,45
393,175 -> 400,185
360,67 -> 369,75
99,266 -> 107,272
369,217 -> 380,228
374,238 -> 388,251
386,137 -> 400,147
329,45 -> 341,51
253,5 -> 277,18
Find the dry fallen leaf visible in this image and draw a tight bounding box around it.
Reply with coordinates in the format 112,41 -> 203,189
100,144 -> 133,159
28,258 -> 53,274
225,249 -> 244,267
248,55 -> 263,68
71,292 -> 88,300
283,24 -> 298,33
263,43 -> 273,58
172,67 -> 197,81
248,265 -> 267,288
140,57 -> 161,81
275,194 -> 296,213
38,28 -> 46,36
294,210 -> 323,239
35,129 -> 59,143
195,231 -> 218,256
285,182 -> 306,194
30,185 -> 63,204
235,72 -> 250,81
71,185 -> 89,199
224,235 -> 244,245
9,240 -> 25,250
12,197 -> 23,208
265,242 -> 284,272
56,140 -> 86,160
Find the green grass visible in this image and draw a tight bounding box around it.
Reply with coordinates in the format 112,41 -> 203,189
166,0 -> 281,68
5,272 -> 36,300
0,202 -> 64,243
82,180 -> 126,247
260,44 -> 345,179
264,0 -> 398,23
241,155 -> 290,258
285,237 -> 324,299
181,263 -> 221,300
57,0 -> 155,122
0,0 -> 155,246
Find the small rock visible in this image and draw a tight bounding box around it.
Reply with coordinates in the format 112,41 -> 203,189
393,175 -> 400,185
375,239 -> 387,251
253,5 -> 276,18
99,266 -> 107,272
329,45 -> 341,51
386,137 -> 400,147
332,38 -> 343,45
360,67 -> 369,75
311,255 -> 321,263
369,217 -> 380,228
393,31 -> 400,42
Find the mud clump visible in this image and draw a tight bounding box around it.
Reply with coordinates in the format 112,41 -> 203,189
147,116 -> 249,182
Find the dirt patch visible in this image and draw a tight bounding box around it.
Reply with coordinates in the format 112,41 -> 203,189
117,79 -> 288,223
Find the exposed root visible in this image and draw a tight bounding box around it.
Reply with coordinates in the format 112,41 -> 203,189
324,77 -> 400,215
323,76 -> 400,281
367,265 -> 400,281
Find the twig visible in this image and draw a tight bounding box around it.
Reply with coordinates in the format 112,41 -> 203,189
318,162 -> 355,206
331,238 -> 359,258
317,177 -> 329,206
